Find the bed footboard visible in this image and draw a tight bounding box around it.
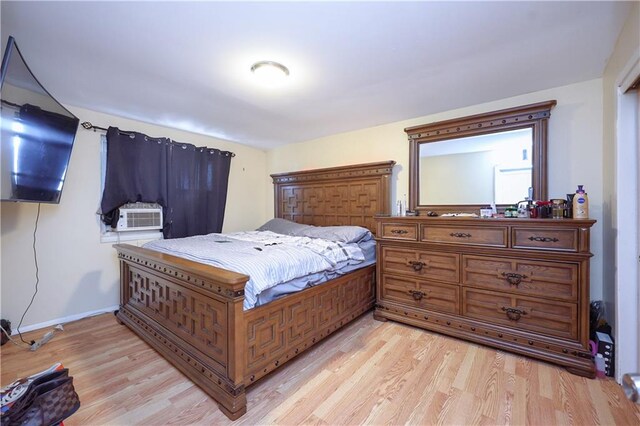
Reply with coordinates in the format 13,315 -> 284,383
115,244 -> 250,419
115,244 -> 376,420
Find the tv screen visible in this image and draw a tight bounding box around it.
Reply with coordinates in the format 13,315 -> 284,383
1,36 -> 79,204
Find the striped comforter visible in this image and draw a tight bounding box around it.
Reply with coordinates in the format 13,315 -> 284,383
143,231 -> 365,310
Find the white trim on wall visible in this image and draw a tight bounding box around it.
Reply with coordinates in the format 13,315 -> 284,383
12,305 -> 119,335
619,47 -> 640,93
100,230 -> 162,244
614,51 -> 640,381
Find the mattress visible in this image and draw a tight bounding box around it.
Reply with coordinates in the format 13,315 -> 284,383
255,238 -> 376,306
143,229 -> 374,310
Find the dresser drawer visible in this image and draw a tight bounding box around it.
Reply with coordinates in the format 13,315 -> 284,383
380,223 -> 418,240
462,288 -> 578,340
512,227 -> 578,252
462,255 -> 578,302
421,225 -> 507,247
381,274 -> 459,314
381,246 -> 460,283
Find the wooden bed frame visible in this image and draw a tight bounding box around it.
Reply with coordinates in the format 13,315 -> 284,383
115,161 -> 395,419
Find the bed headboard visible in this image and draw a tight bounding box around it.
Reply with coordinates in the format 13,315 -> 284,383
271,161 -> 396,236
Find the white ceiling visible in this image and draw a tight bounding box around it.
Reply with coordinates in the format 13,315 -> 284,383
0,1 -> 632,150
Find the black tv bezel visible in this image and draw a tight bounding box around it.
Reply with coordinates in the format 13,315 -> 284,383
0,35 -> 80,204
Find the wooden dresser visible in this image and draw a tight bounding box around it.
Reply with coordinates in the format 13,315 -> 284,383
374,216 -> 597,377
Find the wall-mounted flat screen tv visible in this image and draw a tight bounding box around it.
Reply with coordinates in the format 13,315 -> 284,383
1,36 -> 79,204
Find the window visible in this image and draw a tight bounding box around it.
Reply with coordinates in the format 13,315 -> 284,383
99,135 -> 163,243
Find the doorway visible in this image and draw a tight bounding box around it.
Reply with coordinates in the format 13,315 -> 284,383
615,61 -> 640,380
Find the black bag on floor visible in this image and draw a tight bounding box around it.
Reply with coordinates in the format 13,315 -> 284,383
1,369 -> 80,426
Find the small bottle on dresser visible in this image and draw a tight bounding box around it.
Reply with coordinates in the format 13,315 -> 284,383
565,193 -> 574,218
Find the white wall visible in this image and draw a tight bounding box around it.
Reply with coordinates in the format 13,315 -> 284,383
268,79 -> 605,301
0,105 -> 268,329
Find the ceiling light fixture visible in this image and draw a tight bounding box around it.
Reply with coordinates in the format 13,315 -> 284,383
250,60 -> 290,87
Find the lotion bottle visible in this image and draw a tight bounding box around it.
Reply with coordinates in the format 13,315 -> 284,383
573,185 -> 589,219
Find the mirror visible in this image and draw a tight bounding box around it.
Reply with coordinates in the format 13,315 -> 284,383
419,128 -> 533,205
407,101 -> 556,213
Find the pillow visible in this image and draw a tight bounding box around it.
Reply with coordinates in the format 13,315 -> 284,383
256,218 -> 312,235
295,225 -> 372,244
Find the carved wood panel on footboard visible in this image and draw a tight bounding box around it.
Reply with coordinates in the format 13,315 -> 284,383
244,265 -> 375,384
116,245 -> 249,418
123,262 -> 229,371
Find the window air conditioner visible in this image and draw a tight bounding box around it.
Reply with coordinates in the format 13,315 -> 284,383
116,203 -> 163,232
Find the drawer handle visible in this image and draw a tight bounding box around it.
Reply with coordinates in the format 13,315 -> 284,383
528,236 -> 559,243
501,307 -> 527,321
391,229 -> 409,235
449,232 -> 472,238
408,290 -> 427,301
501,272 -> 528,286
407,260 -> 428,271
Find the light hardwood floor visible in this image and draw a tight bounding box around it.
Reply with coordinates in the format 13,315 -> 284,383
2,313 -> 638,425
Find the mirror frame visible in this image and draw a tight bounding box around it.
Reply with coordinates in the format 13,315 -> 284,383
406,100 -> 556,214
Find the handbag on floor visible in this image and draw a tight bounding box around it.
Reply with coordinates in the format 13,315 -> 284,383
1,364 -> 63,411
1,367 -> 80,426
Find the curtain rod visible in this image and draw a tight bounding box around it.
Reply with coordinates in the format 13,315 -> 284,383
80,121 -> 236,157
81,121 -> 109,132
1,99 -> 21,109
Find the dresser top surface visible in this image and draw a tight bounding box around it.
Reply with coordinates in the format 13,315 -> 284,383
375,215 -> 596,227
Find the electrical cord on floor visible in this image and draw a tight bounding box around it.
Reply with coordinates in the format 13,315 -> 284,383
15,203 -> 41,346
0,324 -> 30,348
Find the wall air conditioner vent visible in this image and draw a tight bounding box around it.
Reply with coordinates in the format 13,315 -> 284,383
116,202 -> 163,232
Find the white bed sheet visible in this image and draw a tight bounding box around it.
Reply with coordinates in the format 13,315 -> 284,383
143,230 -> 369,309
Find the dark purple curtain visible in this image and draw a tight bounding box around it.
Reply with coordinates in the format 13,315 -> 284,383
100,128 -> 169,228
166,142 -> 232,238
100,127 -> 232,239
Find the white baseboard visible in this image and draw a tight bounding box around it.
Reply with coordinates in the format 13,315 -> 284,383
11,305 -> 119,335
